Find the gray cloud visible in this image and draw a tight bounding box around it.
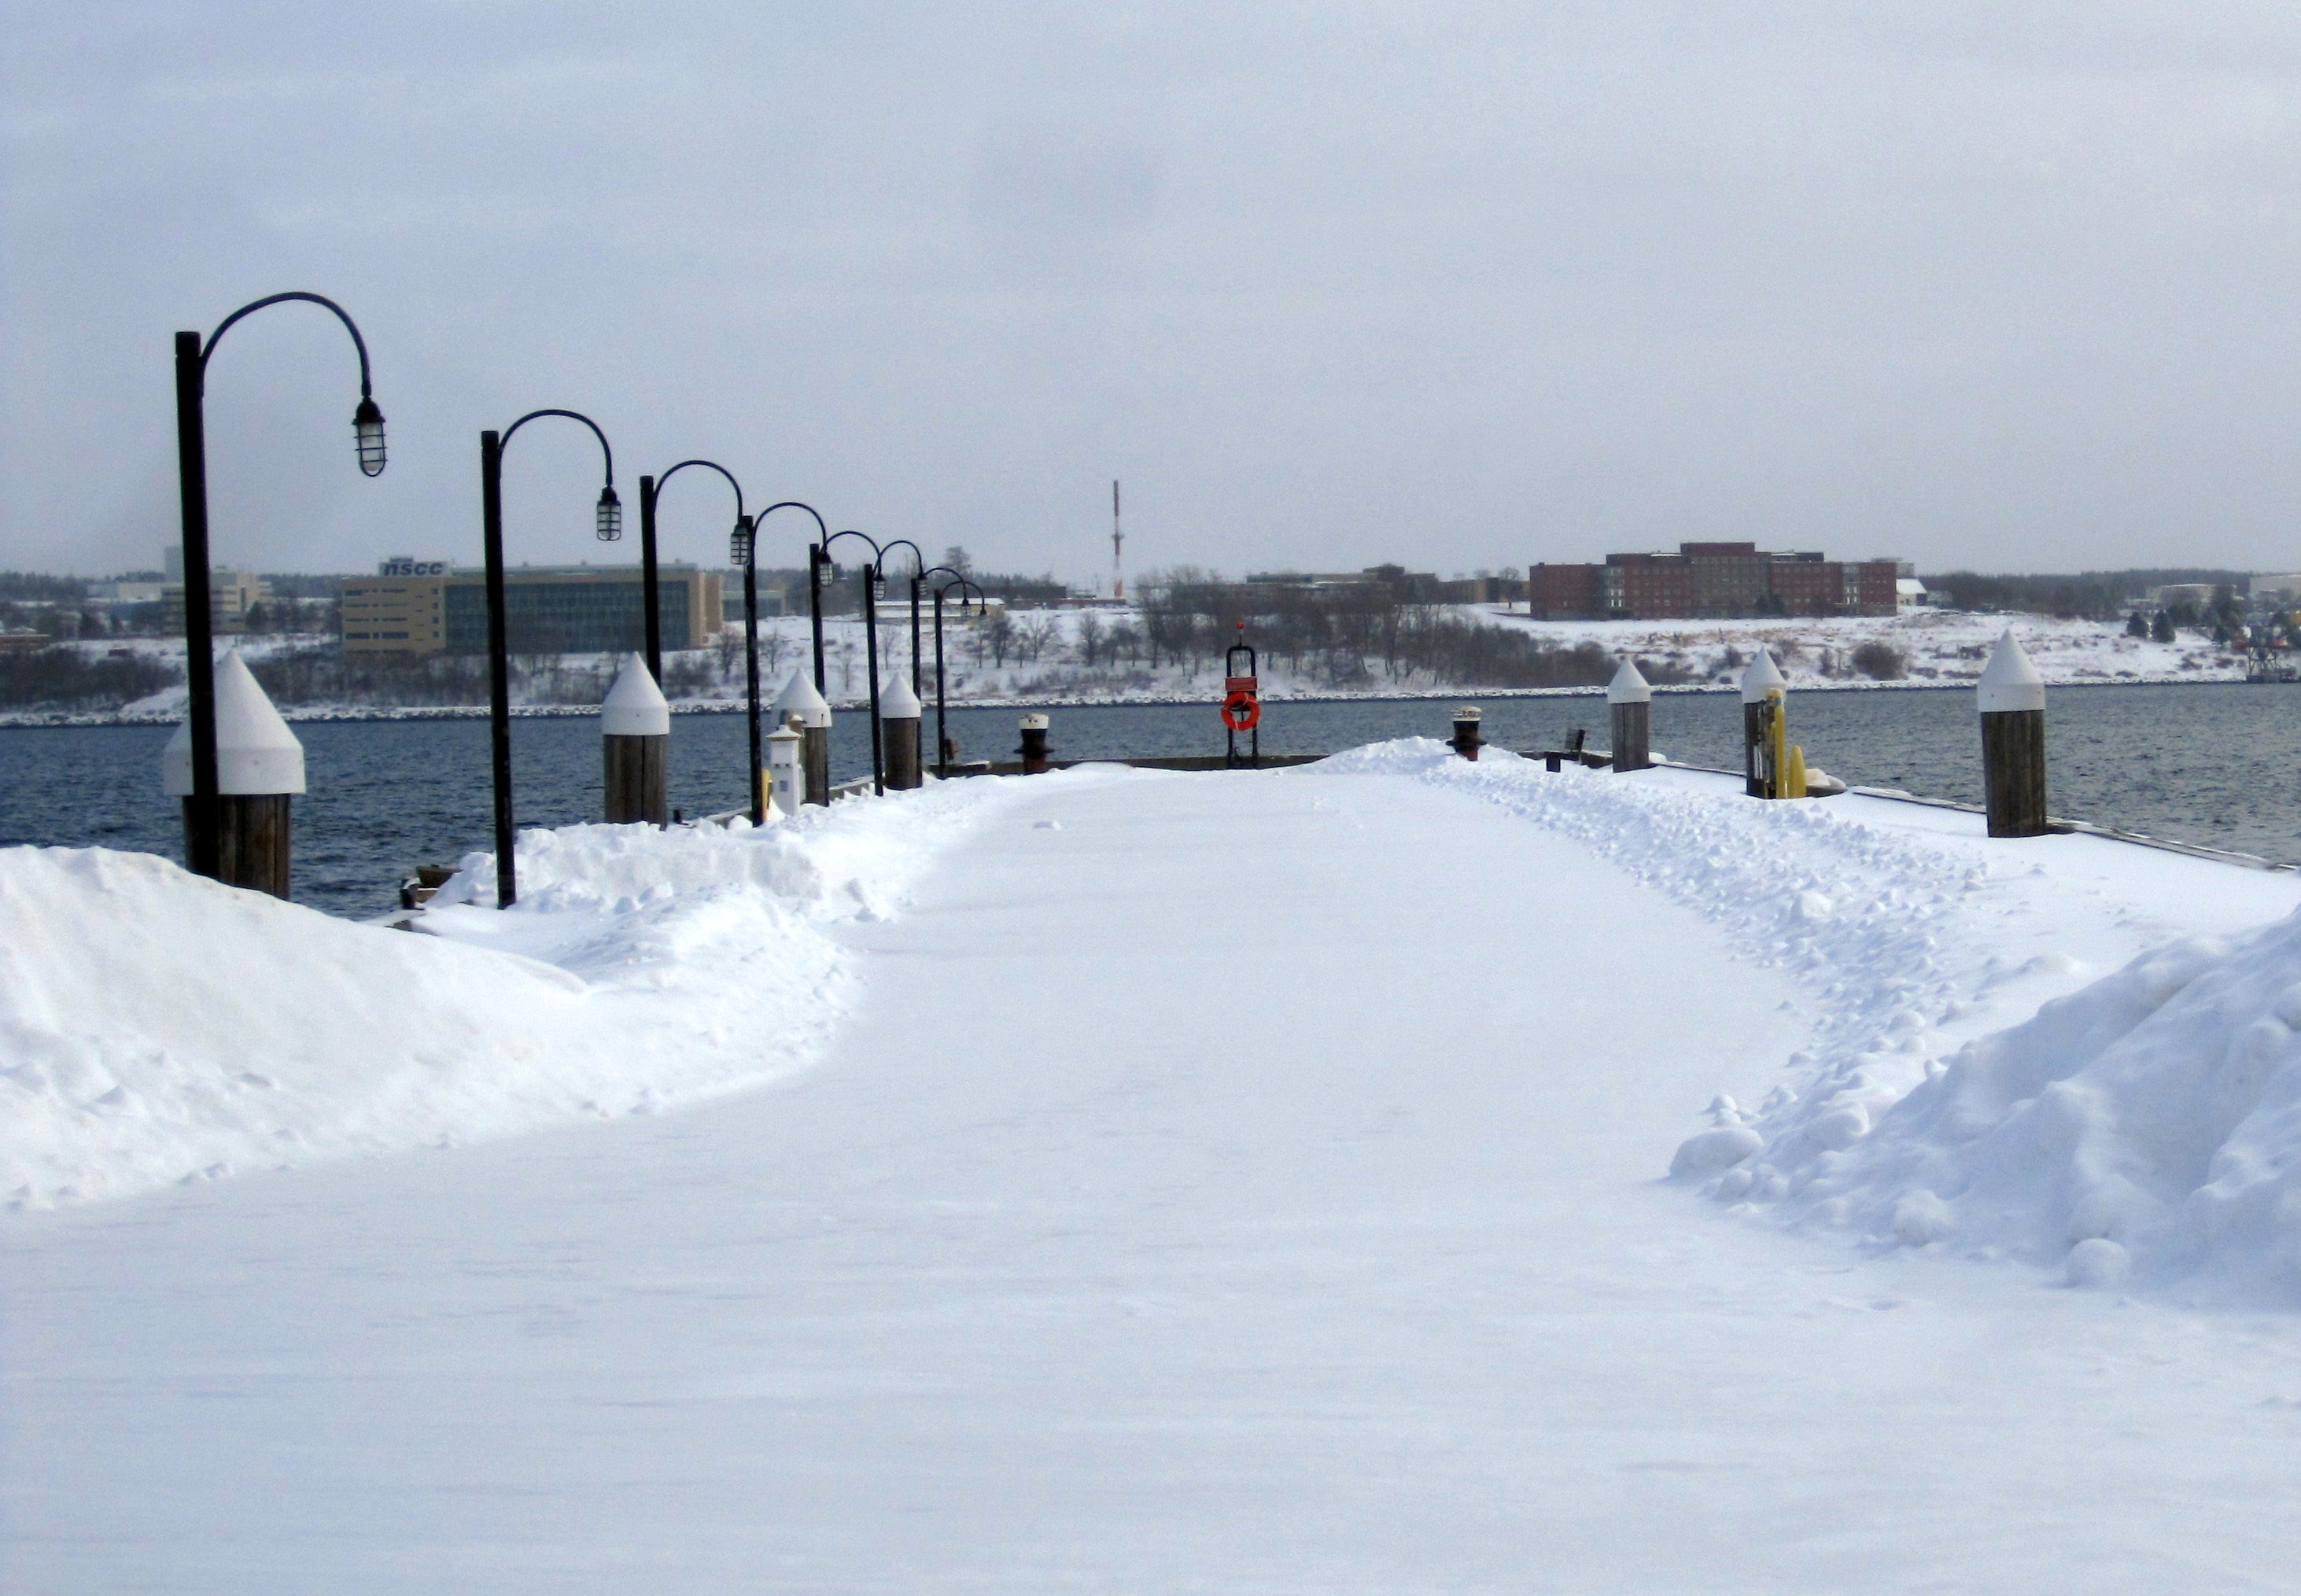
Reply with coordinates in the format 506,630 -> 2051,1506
9,2 -> 2301,581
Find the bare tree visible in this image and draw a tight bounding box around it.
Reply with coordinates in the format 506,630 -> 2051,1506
982,612 -> 1016,667
1075,610 -> 1104,668
1014,612 -> 1060,663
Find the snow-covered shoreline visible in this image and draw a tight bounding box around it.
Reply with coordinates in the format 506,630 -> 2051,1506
1,604 -> 2252,727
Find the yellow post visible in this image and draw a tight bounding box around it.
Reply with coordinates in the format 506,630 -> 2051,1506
1786,743 -> 1807,798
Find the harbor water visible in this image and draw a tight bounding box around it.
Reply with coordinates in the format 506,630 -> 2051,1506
2,682 -> 2295,916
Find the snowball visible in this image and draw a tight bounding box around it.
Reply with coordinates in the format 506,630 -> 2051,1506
1891,1191 -> 1955,1246
1670,1126 -> 1763,1179
1806,1105 -> 1870,1150
2066,1238 -> 2131,1289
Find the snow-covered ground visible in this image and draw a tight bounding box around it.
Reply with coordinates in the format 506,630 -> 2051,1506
1491,604 -> 2245,688
9,748 -> 2301,1587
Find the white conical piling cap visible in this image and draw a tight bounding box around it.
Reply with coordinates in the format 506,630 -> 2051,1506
1739,647 -> 1787,703
163,651 -> 304,796
773,669 -> 832,729
600,651 -> 670,737
880,672 -> 922,719
1606,658 -> 1651,705
1977,629 -> 2046,713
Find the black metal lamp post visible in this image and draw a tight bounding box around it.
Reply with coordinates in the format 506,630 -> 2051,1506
738,500 -> 829,823
873,540 -> 927,699
637,460 -> 745,687
929,573 -> 985,775
480,408 -> 618,908
820,529 -> 893,795
809,541 -> 832,695
172,292 -> 385,881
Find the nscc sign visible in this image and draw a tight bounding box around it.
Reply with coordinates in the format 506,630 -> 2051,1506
378,558 -> 448,577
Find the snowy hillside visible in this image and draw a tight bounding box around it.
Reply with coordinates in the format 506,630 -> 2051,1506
1490,604 -> 2243,690
0,600 -> 2248,727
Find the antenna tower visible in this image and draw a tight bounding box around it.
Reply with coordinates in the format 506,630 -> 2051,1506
1111,479 -> 1125,602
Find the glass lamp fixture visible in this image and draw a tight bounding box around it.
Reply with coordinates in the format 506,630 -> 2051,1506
596,485 -> 622,541
729,516 -> 754,568
352,396 -> 387,477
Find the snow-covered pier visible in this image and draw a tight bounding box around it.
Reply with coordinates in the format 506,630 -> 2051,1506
8,743 -> 2301,1587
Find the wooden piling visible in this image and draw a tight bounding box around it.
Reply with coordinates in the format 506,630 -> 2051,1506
179,794 -> 291,898
1978,632 -> 2049,838
773,669 -> 834,805
1740,650 -> 1785,796
601,653 -> 669,826
882,673 -> 923,791
161,651 -> 302,900
1606,659 -> 1650,772
1020,713 -> 1051,774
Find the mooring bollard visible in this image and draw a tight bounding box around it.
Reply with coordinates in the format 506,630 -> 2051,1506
773,669 -> 832,805
1019,712 -> 1051,774
1608,658 -> 1651,772
765,721 -> 804,820
602,651 -> 669,826
882,672 -> 923,791
162,651 -> 302,900
1451,705 -> 1484,760
1978,629 -> 2048,838
1740,648 -> 1787,797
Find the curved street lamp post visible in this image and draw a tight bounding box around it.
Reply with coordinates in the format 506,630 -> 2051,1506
738,501 -> 829,823
480,409 -> 620,908
174,291 -> 386,886
928,572 -> 985,776
637,460 -> 745,687
814,531 -> 911,800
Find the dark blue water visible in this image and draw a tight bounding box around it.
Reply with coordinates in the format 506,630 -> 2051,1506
4,684 -> 2295,916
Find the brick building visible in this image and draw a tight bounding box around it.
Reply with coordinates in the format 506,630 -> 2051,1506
1528,542 -> 1901,620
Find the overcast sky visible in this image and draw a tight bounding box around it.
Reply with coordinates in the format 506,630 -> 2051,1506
9,2 -> 2301,584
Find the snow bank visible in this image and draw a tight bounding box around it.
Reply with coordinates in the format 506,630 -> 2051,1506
1705,913 -> 2301,1299
1316,739 -> 2301,1301
0,776 -> 1024,1207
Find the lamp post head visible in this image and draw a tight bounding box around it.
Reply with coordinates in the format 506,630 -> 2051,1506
730,514 -> 755,568
596,485 -> 623,542
352,395 -> 386,477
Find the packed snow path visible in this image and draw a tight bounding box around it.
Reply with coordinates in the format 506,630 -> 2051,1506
9,765 -> 2301,1591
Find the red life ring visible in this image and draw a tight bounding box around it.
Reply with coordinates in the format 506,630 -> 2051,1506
1222,691 -> 1261,732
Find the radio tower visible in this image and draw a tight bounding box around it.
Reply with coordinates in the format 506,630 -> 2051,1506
1111,479 -> 1125,602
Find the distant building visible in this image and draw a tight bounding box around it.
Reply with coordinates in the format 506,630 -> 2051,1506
339,561 -> 724,656
1897,578 -> 1929,609
2144,583 -> 2220,610
87,580 -> 168,604
1244,567 -> 1524,604
160,570 -> 270,636
2248,575 -> 2301,607
1528,542 -> 1899,620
